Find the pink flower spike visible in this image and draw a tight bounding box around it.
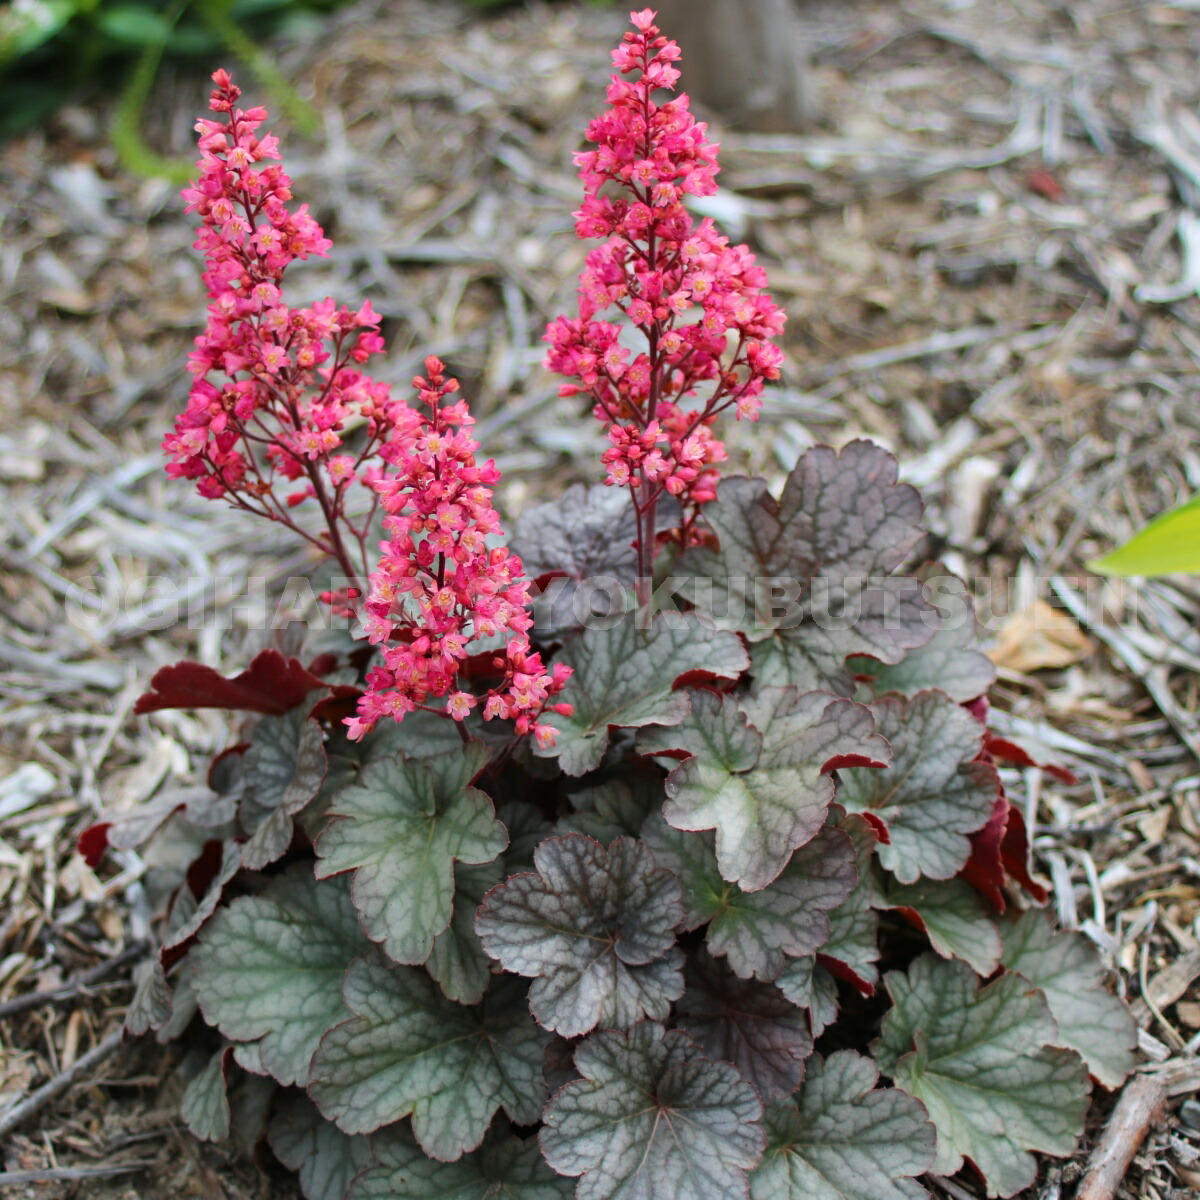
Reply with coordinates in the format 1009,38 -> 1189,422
542,9 -> 785,554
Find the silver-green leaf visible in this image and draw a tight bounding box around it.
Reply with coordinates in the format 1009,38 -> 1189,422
314,741 -> 507,965
269,1092 -> 372,1200
883,876 -> 1002,976
540,1021 -> 766,1200
191,867 -> 370,1086
533,616 -> 749,776
642,815 -> 856,981
308,954 -> 547,1159
750,1050 -> 934,1200
872,954 -> 1091,1198
240,709 -> 328,869
475,835 -> 684,1037
348,1124 -> 573,1200
1000,909 -> 1136,1089
645,687 -> 887,892
837,692 -> 998,883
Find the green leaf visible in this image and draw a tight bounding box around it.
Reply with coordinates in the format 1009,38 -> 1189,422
98,5 -> 173,45
163,840 -> 242,951
240,709 -> 328,869
642,815 -> 856,981
1088,494 -> 1200,577
884,877 -> 1002,976
540,1021 -> 766,1200
872,954 -> 1091,1198
774,957 -> 839,1037
559,776 -> 662,844
814,813 -> 884,991
268,1092 -> 372,1200
533,615 -> 749,776
750,1051 -> 935,1200
354,708 -> 467,764
1000,909 -> 1136,1089
314,742 -> 507,965
777,817 -> 881,1032
643,687 -> 887,892
348,1124 -> 573,1200
309,955 -> 547,1157
182,1046 -> 232,1142
191,868 -> 370,1086
475,835 -> 684,1037
851,571 -> 995,704
676,953 -> 813,1103
837,692 -> 998,883
428,860 -> 504,1005
126,957 -> 172,1036
0,0 -> 72,61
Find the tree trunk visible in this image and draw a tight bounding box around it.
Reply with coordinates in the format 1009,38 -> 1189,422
653,0 -> 816,132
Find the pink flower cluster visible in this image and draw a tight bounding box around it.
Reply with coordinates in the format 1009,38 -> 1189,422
349,357 -> 572,746
170,73 -> 566,748
168,69 -> 405,583
544,9 -> 786,558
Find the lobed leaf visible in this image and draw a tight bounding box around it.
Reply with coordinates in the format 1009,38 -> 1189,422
348,1124 -> 573,1200
777,813 -> 882,1018
269,1092 -> 372,1200
191,867 -> 370,1086
837,692 -> 999,883
642,814 -> 856,981
1000,909 -> 1136,1089
540,1021 -> 765,1200
314,741 -> 507,965
134,648 -> 329,715
182,1046 -> 233,1142
239,709 -> 327,870
680,475 -> 815,639
511,483 -> 637,637
750,1050 -> 935,1200
776,440 -> 925,578
428,860 -> 505,1005
309,954 -> 547,1158
511,482 -> 637,582
646,687 -> 887,892
851,572 -> 994,704
559,776 -> 662,844
475,835 -> 684,1037
884,877 -> 1002,976
872,954 -> 1091,1198
163,839 -> 242,955
773,956 -> 839,1038
682,443 -> 933,694
533,615 -> 749,777
676,952 -> 813,1103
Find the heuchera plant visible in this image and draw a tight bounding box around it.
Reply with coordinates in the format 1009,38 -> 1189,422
82,13 -> 1138,1200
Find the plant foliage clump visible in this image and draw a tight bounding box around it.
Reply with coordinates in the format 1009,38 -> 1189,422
83,11 -> 1138,1200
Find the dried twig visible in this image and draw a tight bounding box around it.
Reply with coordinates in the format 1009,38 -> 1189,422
1075,1074 -> 1168,1200
0,1163 -> 152,1186
0,940 -> 145,1021
0,1027 -> 124,1140
1052,577 -> 1200,764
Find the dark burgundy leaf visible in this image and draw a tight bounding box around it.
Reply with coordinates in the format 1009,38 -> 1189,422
134,649 -> 330,716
